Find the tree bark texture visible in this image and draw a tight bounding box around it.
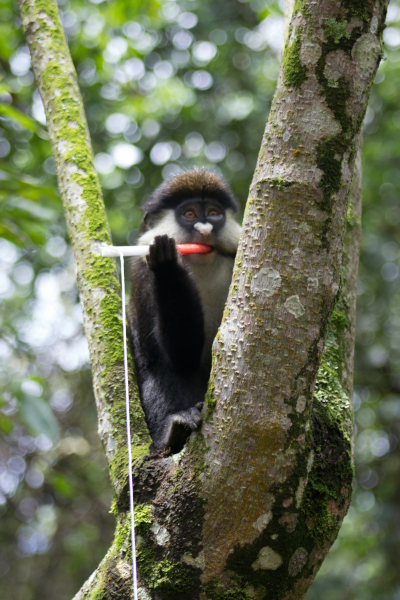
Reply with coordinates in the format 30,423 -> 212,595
20,0 -> 386,599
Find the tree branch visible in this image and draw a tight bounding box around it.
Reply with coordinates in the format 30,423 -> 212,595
18,0 -> 150,501
198,1 -> 385,594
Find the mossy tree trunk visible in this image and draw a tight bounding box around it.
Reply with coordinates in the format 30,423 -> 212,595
17,0 -> 151,488
20,0 -> 387,598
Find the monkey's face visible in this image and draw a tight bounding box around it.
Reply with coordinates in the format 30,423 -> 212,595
175,198 -> 225,264
138,194 -> 241,263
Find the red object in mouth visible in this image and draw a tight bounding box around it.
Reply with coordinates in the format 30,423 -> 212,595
176,244 -> 213,255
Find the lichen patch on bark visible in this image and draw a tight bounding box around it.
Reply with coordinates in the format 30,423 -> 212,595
252,547 -> 283,571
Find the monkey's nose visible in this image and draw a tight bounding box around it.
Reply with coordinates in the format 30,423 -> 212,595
194,222 -> 213,236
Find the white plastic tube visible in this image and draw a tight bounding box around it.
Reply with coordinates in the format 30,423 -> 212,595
102,245 -> 149,257
102,243 -> 213,258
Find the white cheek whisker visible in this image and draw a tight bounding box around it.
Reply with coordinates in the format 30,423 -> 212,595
138,210 -> 187,245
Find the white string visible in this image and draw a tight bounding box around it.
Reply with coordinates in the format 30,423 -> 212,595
119,251 -> 139,600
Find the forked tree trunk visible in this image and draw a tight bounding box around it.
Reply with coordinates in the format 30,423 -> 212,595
19,0 -> 387,598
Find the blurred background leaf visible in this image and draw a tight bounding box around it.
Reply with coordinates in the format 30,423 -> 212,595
0,103 -> 38,132
0,0 -> 399,599
19,395 -> 60,440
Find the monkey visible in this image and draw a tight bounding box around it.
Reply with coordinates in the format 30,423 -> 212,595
128,169 -> 241,454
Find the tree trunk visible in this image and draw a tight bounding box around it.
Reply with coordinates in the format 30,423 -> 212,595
19,0 -> 387,598
17,0 -> 151,492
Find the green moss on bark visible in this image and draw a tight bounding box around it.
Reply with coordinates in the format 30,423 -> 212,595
325,18 -> 350,44
134,504 -> 153,535
268,178 -> 294,190
346,201 -> 360,229
343,0 -> 374,21
204,373 -> 217,422
88,588 -> 106,600
316,142 -> 343,214
282,28 -> 307,89
314,9 -> 381,220
39,60 -> 109,243
293,0 -> 308,17
301,400 -> 353,542
314,27 -> 366,215
137,544 -> 196,596
202,578 -> 253,600
110,445 -> 149,489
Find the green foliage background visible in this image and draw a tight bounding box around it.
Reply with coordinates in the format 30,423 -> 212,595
0,0 -> 399,598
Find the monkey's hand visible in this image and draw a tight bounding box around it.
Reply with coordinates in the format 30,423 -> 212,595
162,403 -> 203,453
147,234 -> 178,271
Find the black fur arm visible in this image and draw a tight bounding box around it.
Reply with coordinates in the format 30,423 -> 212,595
148,235 -> 205,373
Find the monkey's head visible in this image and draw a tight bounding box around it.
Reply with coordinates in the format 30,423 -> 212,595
138,169 -> 241,263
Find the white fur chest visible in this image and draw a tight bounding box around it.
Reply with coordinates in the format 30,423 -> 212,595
184,254 -> 234,352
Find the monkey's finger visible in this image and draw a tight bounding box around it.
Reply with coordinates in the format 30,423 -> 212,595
195,402 -> 204,411
188,409 -> 202,428
161,234 -> 173,262
173,414 -> 187,426
169,237 -> 178,262
147,242 -> 157,269
185,418 -> 197,430
154,235 -> 164,262
162,234 -> 172,261
175,412 -> 197,430
192,414 -> 202,427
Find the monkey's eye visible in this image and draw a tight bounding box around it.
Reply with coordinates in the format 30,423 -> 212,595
183,209 -> 197,219
207,209 -> 220,217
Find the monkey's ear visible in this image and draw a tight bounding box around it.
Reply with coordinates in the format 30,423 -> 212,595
139,212 -> 151,234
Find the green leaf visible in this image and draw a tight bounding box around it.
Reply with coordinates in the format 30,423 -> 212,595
0,416 -> 13,435
0,220 -> 25,245
7,198 -> 57,220
0,103 -> 38,132
20,394 -> 60,440
51,473 -> 76,498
